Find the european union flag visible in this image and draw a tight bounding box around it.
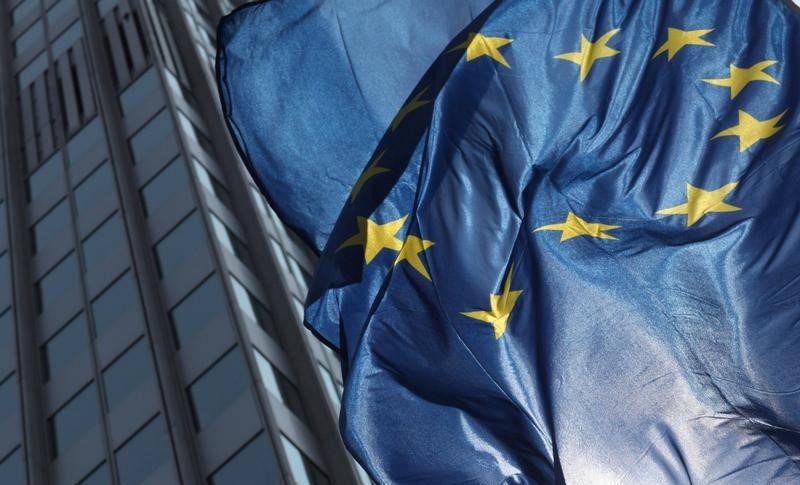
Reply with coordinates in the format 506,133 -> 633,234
217,0 -> 492,252
219,0 -> 800,482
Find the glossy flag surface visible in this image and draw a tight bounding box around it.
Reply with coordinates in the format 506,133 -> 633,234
219,0 -> 800,482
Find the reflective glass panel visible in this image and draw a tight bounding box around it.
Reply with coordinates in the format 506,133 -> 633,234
129,110 -> 177,166
169,275 -> 228,348
0,447 -> 24,485
91,272 -> 139,337
115,416 -> 172,485
79,463 -> 111,485
281,435 -> 330,485
49,383 -> 100,457
253,349 -> 306,422
30,200 -> 71,255
209,433 -> 281,485
210,214 -> 252,266
230,277 -> 277,339
36,254 -> 79,314
187,349 -> 249,430
0,310 -> 13,351
82,214 -> 126,270
153,213 -> 209,279
11,0 -> 38,25
74,162 -> 114,220
317,365 -> 341,411
0,373 -> 18,423
67,118 -> 106,167
42,313 -> 89,381
103,339 -> 152,408
14,20 -> 44,57
119,68 -> 162,117
140,157 -> 187,218
27,152 -> 64,201
194,159 -> 232,209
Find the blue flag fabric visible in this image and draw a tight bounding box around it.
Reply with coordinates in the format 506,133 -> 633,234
216,0 -> 492,252
220,0 -> 800,482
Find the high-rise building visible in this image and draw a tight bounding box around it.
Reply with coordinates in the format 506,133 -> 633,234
0,1 -> 366,483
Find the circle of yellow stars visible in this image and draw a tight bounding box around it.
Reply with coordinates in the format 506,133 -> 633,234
337,21 -> 790,340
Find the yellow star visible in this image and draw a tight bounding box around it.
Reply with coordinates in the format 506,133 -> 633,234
337,215 -> 407,263
394,235 -> 435,280
554,28 -> 621,81
390,88 -> 430,132
656,182 -> 740,227
711,109 -> 786,152
703,60 -> 780,99
350,151 -> 390,202
534,212 -> 620,242
450,32 -> 513,68
652,28 -> 714,61
461,266 -> 522,339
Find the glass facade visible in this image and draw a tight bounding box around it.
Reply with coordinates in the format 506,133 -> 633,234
0,0 -> 361,484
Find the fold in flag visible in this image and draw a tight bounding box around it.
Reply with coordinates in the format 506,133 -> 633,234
216,0 -> 492,252
219,0 -> 800,482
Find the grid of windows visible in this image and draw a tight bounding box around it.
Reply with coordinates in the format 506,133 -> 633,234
0,0 -> 357,482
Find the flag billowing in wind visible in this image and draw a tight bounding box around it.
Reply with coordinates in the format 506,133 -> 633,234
216,0 -> 492,252
219,0 -> 800,482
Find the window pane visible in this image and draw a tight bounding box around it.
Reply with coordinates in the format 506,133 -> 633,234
103,339 -> 152,408
30,200 -> 71,255
209,433 -> 281,485
27,152 -> 64,201
269,238 -> 291,277
281,435 -> 330,485
0,373 -> 18,423
230,277 -> 278,339
14,20 -> 44,57
176,111 -> 214,157
11,0 -> 38,25
253,349 -> 306,422
169,275 -> 228,348
42,313 -> 89,382
119,68 -> 162,117
50,18 -> 81,57
210,214 -> 251,266
91,272 -> 139,337
74,162 -> 114,220
0,447 -> 24,485
129,110 -> 178,166
49,383 -> 101,458
194,159 -> 232,209
249,186 -> 270,222
36,254 -> 79,314
79,462 -> 111,485
115,416 -> 172,485
187,349 -> 250,430
287,255 -> 310,295
67,117 -> 106,167
0,310 -> 13,351
153,213 -> 209,279
18,52 -> 47,89
318,365 -> 341,411
0,254 -> 9,301
82,214 -> 126,270
140,157 -> 187,217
